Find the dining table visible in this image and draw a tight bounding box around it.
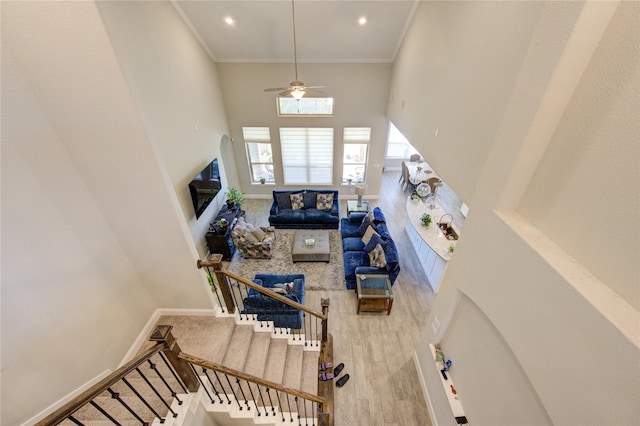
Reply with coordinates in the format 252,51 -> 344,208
406,161 -> 440,185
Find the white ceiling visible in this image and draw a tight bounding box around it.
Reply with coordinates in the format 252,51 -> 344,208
172,0 -> 419,63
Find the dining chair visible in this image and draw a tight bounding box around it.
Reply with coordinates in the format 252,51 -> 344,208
399,161 -> 407,186
409,154 -> 421,162
403,165 -> 415,193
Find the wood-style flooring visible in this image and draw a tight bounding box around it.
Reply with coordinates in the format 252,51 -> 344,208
235,171 -> 438,426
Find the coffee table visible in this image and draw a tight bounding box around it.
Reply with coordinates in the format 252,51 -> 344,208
292,230 -> 330,263
347,200 -> 371,215
356,274 -> 393,315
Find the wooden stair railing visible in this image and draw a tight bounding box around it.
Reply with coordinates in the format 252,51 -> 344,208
179,352 -> 328,424
35,323 -> 331,425
35,326 -> 198,425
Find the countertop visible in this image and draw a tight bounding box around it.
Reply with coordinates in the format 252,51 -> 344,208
406,197 -> 459,260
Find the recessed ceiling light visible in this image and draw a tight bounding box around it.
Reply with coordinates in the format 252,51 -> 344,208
358,17 -> 367,25
224,17 -> 234,25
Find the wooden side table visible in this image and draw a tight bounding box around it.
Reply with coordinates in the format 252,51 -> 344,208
356,274 -> 393,315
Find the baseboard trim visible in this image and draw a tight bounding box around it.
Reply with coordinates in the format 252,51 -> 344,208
20,369 -> 112,426
413,350 -> 438,426
119,308 -> 217,367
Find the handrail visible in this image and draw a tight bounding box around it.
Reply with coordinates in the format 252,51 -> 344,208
179,352 -> 326,407
35,343 -> 165,425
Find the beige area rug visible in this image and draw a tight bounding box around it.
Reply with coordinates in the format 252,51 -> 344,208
226,229 -> 346,290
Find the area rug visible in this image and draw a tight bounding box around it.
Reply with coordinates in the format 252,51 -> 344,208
226,229 -> 346,291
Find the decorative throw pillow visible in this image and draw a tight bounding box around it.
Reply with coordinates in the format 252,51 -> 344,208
303,192 -> 317,209
361,225 -> 380,246
356,214 -> 374,236
290,193 -> 304,210
275,192 -> 292,210
367,244 -> 387,268
316,193 -> 334,210
243,231 -> 259,243
365,211 -> 375,223
273,282 -> 294,294
252,228 -> 266,242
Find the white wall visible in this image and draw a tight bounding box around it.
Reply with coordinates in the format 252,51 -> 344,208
217,62 -> 391,199
1,1 -> 224,424
97,1 -> 233,257
400,1 -> 640,425
387,0 -> 547,204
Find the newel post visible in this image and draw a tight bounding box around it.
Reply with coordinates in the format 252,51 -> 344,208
197,254 -> 236,314
149,325 -> 199,392
321,298 -> 330,344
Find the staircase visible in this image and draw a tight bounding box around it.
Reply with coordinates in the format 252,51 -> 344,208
39,256 -> 331,426
53,312 -> 321,426
172,313 -> 322,425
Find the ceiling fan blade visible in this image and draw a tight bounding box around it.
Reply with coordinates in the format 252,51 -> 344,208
305,86 -> 325,89
278,89 -> 295,97
305,89 -> 325,95
264,87 -> 290,92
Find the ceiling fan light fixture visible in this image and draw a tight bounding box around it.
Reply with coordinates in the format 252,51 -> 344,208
291,88 -> 305,100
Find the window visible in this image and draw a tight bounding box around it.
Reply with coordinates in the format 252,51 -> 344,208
385,122 -> 419,158
342,127 -> 370,184
243,127 -> 274,184
280,128 -> 334,185
277,97 -> 335,116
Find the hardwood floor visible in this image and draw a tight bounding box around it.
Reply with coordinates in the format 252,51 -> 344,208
236,171 -> 437,425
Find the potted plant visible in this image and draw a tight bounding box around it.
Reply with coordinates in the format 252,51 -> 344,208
420,213 -> 432,227
448,245 -> 455,255
411,193 -> 421,201
225,187 -> 244,210
259,177 -> 266,185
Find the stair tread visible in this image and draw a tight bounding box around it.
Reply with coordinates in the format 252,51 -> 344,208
221,324 -> 254,371
282,345 -> 303,390
243,331 -> 272,377
263,339 -> 288,385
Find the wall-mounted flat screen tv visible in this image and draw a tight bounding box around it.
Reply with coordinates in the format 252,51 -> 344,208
189,158 -> 222,219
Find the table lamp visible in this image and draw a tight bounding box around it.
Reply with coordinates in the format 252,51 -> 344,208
355,183 -> 367,207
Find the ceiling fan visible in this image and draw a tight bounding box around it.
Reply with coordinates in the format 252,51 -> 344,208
264,0 -> 325,100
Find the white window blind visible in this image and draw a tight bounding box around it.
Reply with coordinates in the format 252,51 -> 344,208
343,127 -> 371,142
280,128 -> 334,185
242,127 -> 271,142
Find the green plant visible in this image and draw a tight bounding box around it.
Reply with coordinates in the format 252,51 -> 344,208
420,213 -> 432,227
411,193 -> 421,200
259,177 -> 266,184
448,245 -> 455,254
226,187 -> 244,205
206,274 -> 217,287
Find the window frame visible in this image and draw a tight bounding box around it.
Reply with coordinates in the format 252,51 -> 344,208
242,127 -> 275,184
277,97 -> 335,117
342,127 -> 371,184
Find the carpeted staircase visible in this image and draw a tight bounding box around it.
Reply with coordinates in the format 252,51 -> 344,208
59,314 -> 320,425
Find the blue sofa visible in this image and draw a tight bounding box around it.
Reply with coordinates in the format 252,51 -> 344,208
268,190 -> 340,229
341,207 -> 401,290
241,274 -> 305,329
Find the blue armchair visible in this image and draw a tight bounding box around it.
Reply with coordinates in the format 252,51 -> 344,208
241,274 -> 305,329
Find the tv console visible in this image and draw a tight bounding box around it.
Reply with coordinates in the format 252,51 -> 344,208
205,205 -> 244,260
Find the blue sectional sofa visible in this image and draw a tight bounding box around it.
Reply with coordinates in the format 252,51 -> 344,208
341,207 -> 401,290
268,190 -> 340,229
241,274 -> 305,329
